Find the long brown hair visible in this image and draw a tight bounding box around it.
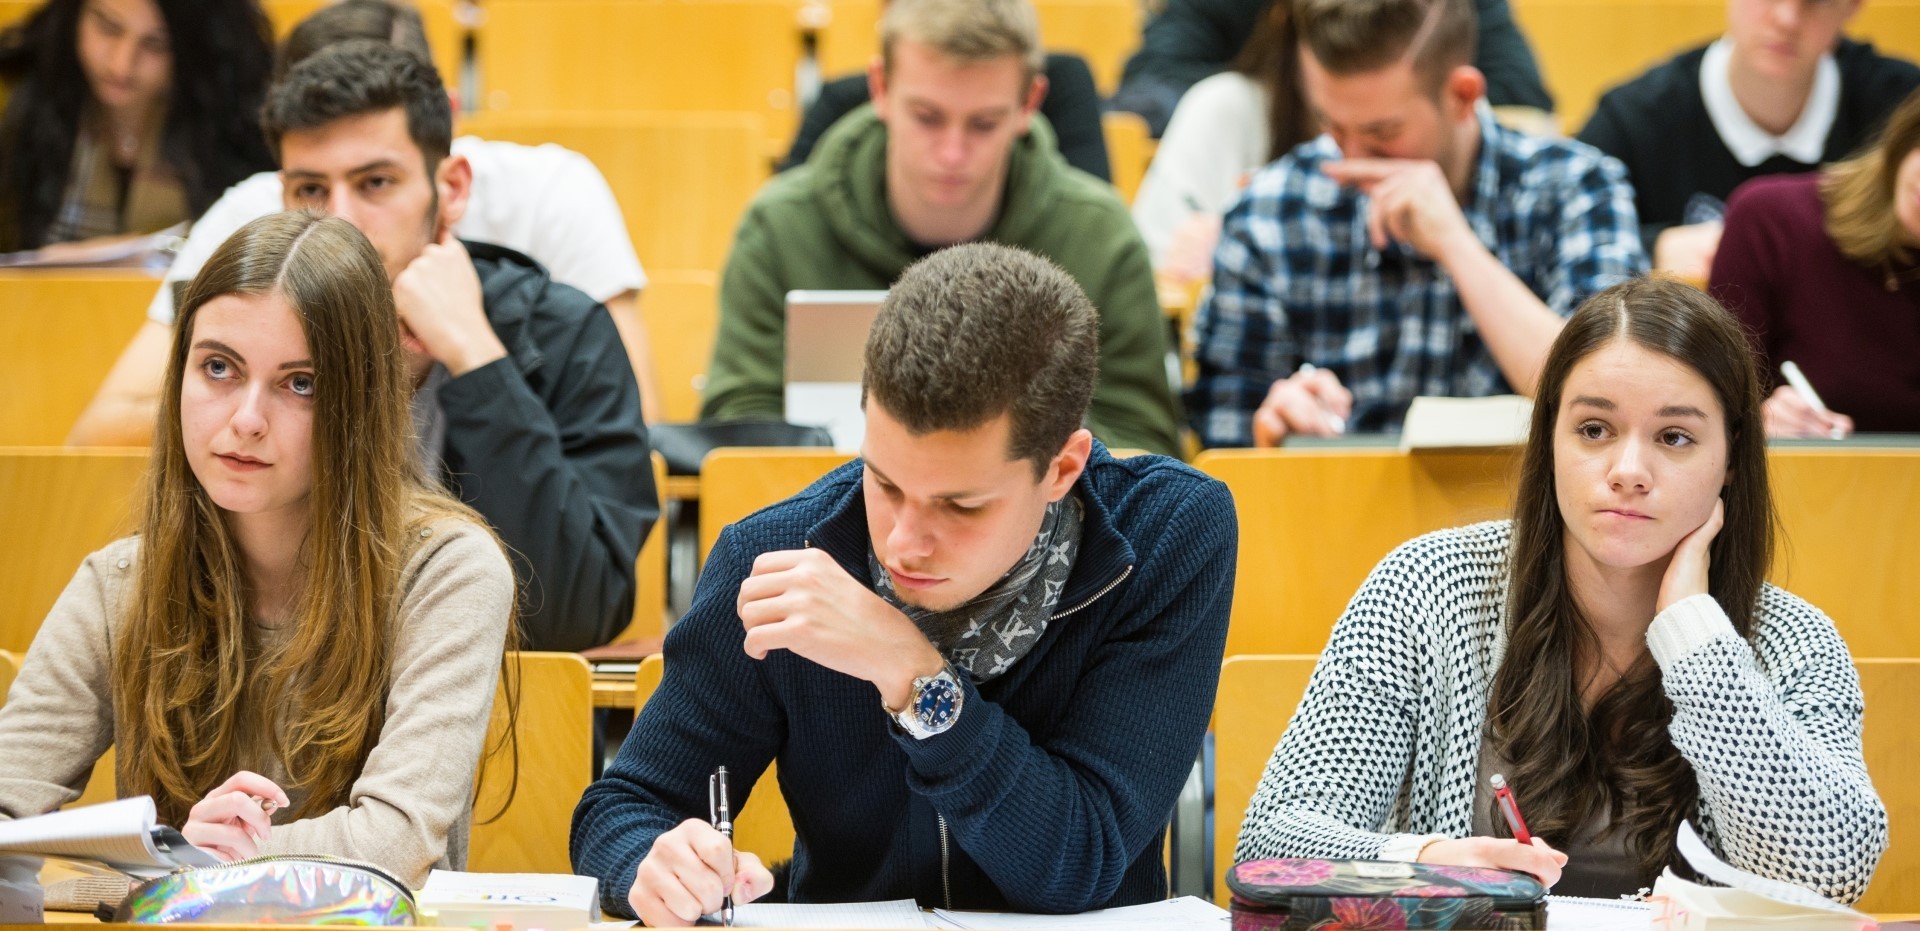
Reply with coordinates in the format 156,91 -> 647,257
1491,277 -> 1773,882
1822,86 -> 1920,274
114,210 -> 514,826
1229,0 -> 1313,162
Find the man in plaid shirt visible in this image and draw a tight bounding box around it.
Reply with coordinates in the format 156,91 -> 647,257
1187,0 -> 1646,447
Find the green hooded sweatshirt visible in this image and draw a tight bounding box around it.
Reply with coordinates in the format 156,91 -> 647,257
700,105 -> 1183,457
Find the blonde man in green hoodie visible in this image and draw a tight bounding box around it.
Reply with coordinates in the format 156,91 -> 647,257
699,0 -> 1183,457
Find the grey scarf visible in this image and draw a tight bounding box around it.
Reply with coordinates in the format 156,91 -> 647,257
871,493 -> 1084,682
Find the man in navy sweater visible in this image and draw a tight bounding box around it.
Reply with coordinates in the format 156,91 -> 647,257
572,243 -> 1235,924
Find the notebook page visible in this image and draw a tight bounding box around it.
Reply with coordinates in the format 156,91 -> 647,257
932,895 -> 1230,929
1546,895 -> 1652,931
0,797 -> 169,867
721,899 -> 933,928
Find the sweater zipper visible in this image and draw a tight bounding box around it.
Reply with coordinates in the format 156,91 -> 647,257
937,812 -> 952,909
1050,565 -> 1133,620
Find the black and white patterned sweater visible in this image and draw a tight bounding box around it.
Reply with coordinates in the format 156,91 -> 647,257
1233,520 -> 1888,904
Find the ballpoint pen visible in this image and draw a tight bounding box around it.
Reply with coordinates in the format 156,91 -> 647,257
1295,363 -> 1348,434
1489,772 -> 1533,845
709,766 -> 734,927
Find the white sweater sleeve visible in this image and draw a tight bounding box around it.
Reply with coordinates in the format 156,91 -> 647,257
1233,539 -> 1441,863
1649,592 -> 1887,904
1129,74 -> 1269,267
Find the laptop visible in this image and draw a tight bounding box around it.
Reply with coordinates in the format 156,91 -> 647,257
784,290 -> 887,451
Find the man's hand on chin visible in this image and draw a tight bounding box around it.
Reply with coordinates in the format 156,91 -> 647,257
392,231 -> 506,376
735,549 -> 946,709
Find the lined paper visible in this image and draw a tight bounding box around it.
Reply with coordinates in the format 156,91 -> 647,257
722,899 -> 932,928
1547,895 -> 1653,931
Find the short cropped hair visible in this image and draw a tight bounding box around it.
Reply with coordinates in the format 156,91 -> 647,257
276,0 -> 432,81
881,0 -> 1045,83
863,243 -> 1097,479
262,39 -> 452,171
1293,0 -> 1475,95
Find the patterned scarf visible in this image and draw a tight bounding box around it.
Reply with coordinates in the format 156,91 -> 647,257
870,493 -> 1083,682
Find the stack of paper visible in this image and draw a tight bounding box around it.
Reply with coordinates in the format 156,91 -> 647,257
419,870 -> 601,931
0,797 -> 218,875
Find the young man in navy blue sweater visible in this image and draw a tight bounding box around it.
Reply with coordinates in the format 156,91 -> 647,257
571,243 -> 1235,924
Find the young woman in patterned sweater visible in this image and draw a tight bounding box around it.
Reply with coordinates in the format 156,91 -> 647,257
1235,277 -> 1887,902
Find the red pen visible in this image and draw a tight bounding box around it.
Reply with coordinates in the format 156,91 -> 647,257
1489,773 -> 1533,845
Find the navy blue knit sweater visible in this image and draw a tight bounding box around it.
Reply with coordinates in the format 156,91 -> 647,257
571,444 -> 1235,916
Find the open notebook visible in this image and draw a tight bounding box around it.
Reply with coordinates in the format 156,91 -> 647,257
0,797 -> 220,875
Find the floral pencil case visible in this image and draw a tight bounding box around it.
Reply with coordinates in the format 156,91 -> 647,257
1226,857 -> 1547,930
111,855 -> 418,925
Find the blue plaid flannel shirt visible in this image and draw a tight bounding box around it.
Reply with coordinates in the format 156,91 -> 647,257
1187,108 -> 1647,446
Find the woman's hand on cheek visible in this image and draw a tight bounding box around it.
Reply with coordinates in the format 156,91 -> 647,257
1657,497 -> 1724,613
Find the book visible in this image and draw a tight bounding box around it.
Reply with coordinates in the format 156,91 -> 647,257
1649,822 -> 1875,930
418,869 -> 600,931
1399,395 -> 1534,450
0,796 -> 219,875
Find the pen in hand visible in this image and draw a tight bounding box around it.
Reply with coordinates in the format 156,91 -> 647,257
1295,363 -> 1348,434
709,766 -> 734,927
1489,772 -> 1533,845
1779,361 -> 1846,440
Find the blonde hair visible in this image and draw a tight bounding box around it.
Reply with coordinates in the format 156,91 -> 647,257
115,210 -> 517,826
881,0 -> 1045,82
1822,87 -> 1920,272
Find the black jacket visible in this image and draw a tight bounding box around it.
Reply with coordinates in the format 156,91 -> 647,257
1577,38 -> 1920,245
780,53 -> 1111,181
439,241 -> 658,652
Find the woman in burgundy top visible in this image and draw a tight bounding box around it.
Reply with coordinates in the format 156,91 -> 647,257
1710,88 -> 1920,436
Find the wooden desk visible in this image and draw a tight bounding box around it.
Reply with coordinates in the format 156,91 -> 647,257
590,678 -> 636,710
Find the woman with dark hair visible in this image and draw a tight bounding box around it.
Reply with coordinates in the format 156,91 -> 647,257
1710,86 -> 1920,437
0,0 -> 275,252
1235,277 -> 1887,901
1128,0 -> 1309,279
0,212 -> 517,887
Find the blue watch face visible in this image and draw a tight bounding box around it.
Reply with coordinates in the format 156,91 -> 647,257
913,676 -> 961,729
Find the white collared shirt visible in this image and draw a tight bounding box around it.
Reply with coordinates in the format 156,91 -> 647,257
1701,38 -> 1840,167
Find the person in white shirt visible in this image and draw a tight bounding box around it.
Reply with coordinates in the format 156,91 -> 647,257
69,0 -> 661,444
1576,0 -> 1919,281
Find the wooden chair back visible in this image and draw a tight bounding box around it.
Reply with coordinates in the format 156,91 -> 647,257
1102,111 -> 1152,204
469,652 -> 595,873
1768,450 -> 1920,657
458,112 -> 768,275
1855,657 -> 1920,913
698,448 -> 855,560
0,272 -> 158,446
0,449 -> 148,654
1212,654 -> 1320,905
633,655 -> 796,864
1193,448 -> 1516,657
473,1 -> 806,156
639,269 -> 722,424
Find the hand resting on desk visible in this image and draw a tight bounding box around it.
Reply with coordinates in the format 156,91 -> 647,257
1418,836 -> 1568,888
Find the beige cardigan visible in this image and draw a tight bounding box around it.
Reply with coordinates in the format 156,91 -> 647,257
0,519 -> 513,887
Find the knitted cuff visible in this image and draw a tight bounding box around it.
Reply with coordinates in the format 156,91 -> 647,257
1377,833 -> 1448,862
1646,593 -> 1737,668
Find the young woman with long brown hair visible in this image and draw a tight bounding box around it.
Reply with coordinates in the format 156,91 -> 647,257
1235,276 -> 1887,902
0,211 -> 516,886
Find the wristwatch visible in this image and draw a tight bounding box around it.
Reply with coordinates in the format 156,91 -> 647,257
886,665 -> 965,739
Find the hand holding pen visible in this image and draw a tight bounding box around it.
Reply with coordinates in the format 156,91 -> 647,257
1768,361 -> 1853,440
1252,363 -> 1353,446
1411,773 -> 1567,886
624,770 -> 774,927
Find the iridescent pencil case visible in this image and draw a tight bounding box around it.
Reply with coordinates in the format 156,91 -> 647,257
112,855 -> 418,925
